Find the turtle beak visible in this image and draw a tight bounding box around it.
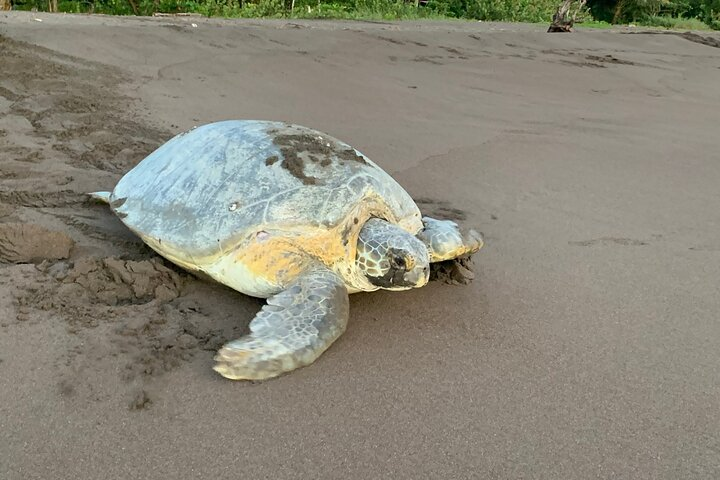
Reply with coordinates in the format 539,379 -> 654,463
406,264 -> 429,288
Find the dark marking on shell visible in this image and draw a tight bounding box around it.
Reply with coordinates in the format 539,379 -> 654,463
337,148 -> 368,165
274,134 -> 332,156
270,130 -> 368,185
353,217 -> 359,224
265,156 -> 279,166
280,149 -> 318,185
272,133 -> 326,185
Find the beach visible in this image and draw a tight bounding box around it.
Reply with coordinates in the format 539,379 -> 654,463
1,12 -> 720,478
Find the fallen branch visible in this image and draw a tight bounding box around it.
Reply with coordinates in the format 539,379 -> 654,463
548,0 -> 587,32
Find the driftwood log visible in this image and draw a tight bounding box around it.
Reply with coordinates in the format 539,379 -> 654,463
548,0 -> 587,32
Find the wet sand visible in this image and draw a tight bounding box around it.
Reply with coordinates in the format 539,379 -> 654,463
1,12 -> 720,479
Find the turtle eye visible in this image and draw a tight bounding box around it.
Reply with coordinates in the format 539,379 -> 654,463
391,254 -> 406,269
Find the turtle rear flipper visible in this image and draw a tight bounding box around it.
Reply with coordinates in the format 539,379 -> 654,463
88,191 -> 112,204
213,266 -> 349,381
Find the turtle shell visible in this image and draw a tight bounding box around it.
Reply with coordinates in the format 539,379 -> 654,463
107,120 -> 422,268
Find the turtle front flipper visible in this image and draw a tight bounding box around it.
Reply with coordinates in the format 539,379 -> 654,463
416,216 -> 484,262
213,266 -> 349,381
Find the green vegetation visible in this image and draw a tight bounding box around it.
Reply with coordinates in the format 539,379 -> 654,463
609,0 -> 720,28
10,0 -> 720,30
641,14 -> 712,28
573,19 -> 616,27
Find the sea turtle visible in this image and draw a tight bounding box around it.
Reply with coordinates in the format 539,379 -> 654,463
91,120 -> 483,380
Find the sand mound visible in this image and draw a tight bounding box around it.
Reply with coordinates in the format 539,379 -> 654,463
0,222 -> 74,263
62,256 -> 186,306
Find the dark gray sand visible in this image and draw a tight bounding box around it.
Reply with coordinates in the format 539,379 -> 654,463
1,12 -> 720,479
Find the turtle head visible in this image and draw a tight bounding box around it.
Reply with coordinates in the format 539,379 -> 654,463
356,218 -> 429,291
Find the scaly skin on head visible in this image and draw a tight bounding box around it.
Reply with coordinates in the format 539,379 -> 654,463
356,218 -> 430,290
